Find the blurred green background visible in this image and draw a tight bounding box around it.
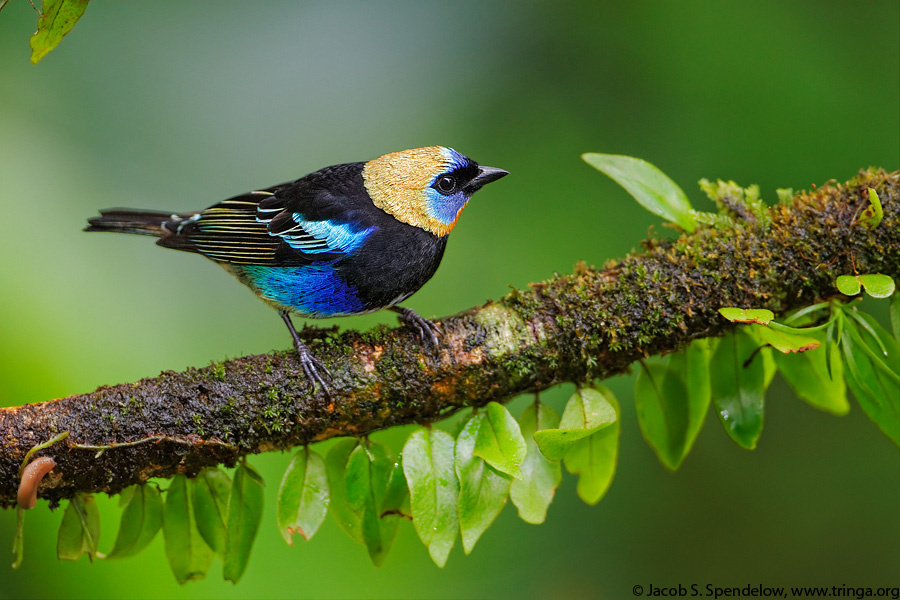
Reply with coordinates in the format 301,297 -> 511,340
1,1 -> 898,598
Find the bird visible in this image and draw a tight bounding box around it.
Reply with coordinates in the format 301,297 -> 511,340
85,146 -> 508,390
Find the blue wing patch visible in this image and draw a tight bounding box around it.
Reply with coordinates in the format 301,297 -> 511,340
279,214 -> 375,254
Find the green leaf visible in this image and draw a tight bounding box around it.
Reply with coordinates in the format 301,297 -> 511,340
667,338 -> 712,465
277,447 -> 328,545
582,153 -> 696,232
223,461 -> 265,583
710,330 -> 765,449
836,275 -> 862,296
510,402 -> 562,524
192,468 -> 231,555
563,386 -> 620,505
163,475 -> 213,584
12,508 -> 24,569
456,413 -> 511,554
774,329 -> 849,415
891,291 -> 900,345
841,318 -> 900,446
30,0 -> 90,64
402,427 -> 458,567
473,402 -> 527,479
345,442 -> 400,566
325,438 -> 363,543
718,307 -> 774,325
857,274 -> 895,299
107,484 -> 163,559
533,387 -> 616,461
57,494 -> 100,562
859,188 -> 884,229
749,323 -> 820,354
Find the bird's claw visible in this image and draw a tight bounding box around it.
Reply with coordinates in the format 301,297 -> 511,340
296,344 -> 333,393
391,306 -> 441,350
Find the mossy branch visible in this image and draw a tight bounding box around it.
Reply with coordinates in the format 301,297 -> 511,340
1,169 -> 897,508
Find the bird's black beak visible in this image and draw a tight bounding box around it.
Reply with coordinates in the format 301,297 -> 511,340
466,166 -> 509,192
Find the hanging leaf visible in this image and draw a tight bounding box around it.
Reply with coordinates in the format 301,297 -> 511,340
277,447 -> 329,545
582,153 -> 696,232
12,508 -> 24,569
666,338 -> 712,466
533,387 -> 616,461
345,442 -> 400,566
163,475 -> 213,584
635,360 -> 696,470
510,402 -> 562,524
456,413 -> 511,554
107,484 -> 163,559
749,323 -> 820,354
223,461 -> 265,583
325,438 -> 364,544
30,0 -> 91,64
563,386 -> 620,505
191,468 -> 232,555
774,330 -> 849,416
402,427 -> 458,567
473,402 -> 527,479
57,494 -> 100,562
710,330 -> 765,449
859,188 -> 883,229
718,307 -> 774,325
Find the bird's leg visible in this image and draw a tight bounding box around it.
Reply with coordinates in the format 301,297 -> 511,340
279,311 -> 333,391
390,306 -> 441,349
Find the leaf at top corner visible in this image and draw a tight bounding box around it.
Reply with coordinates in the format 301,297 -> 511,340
277,447 -> 329,546
749,323 -> 820,354
859,188 -> 884,230
456,413 -> 511,554
473,402 -> 526,479
30,0 -> 91,65
222,461 -> 265,583
718,307 -> 774,325
163,475 -> 213,584
192,467 -> 232,555
563,385 -> 621,505
106,484 -> 163,559
533,386 -> 616,461
510,402 -> 562,525
582,153 -> 696,232
57,494 -> 100,562
402,427 -> 458,567
709,329 -> 765,450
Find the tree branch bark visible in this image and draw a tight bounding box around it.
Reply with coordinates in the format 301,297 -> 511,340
2,169 -> 897,508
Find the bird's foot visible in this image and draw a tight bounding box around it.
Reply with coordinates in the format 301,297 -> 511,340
390,306 -> 441,350
280,311 -> 333,393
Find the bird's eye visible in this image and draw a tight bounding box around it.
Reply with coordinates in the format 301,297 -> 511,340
435,175 -> 457,194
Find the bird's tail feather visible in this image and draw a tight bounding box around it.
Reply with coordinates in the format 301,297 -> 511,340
84,209 -> 174,237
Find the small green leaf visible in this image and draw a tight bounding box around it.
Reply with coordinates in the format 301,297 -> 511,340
402,427 -> 458,567
325,438 -> 363,543
774,330 -> 848,415
510,402 -> 562,524
107,484 -> 163,559
857,274 -> 896,299
836,275 -> 862,296
583,153 -> 696,232
163,475 -> 213,584
57,494 -> 100,562
533,387 -> 616,461
750,323 -> 820,354
456,413 -> 511,554
859,188 -> 884,229
473,402 -> 527,479
223,461 -> 265,583
563,386 -> 620,505
345,442 -> 400,566
635,362 -> 691,470
718,307 -> 774,325
277,447 -> 328,545
30,0 -> 90,64
710,330 -> 766,449
192,468 -> 231,555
